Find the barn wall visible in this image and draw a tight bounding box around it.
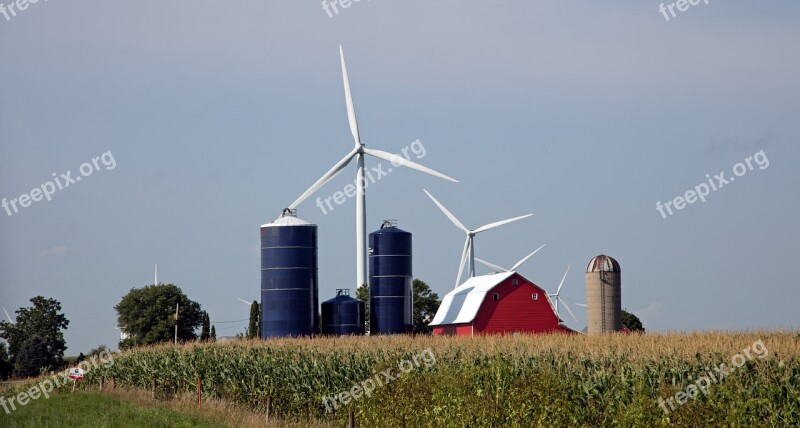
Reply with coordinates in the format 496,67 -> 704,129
473,273 -> 567,334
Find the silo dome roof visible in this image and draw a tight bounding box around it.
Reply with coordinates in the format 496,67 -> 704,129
261,209 -> 314,228
586,255 -> 620,272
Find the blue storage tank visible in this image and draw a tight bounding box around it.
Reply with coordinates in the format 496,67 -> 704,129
369,220 -> 413,334
321,289 -> 365,335
260,209 -> 319,338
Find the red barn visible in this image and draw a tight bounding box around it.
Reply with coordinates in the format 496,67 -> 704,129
429,272 -> 573,336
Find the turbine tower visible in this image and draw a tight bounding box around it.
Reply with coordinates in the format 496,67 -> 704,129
288,46 -> 458,289
423,189 -> 532,288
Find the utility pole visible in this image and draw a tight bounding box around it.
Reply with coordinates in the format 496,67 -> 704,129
174,303 -> 179,345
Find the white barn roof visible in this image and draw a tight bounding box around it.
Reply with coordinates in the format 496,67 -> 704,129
429,272 -> 515,326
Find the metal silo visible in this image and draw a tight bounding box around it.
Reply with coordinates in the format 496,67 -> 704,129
585,255 -> 621,334
321,289 -> 365,335
369,220 -> 413,334
260,209 -> 319,338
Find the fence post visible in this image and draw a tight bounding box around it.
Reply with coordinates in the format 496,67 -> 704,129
265,396 -> 272,425
99,376 -> 104,392
110,377 -> 115,390
348,407 -> 355,428
197,377 -> 201,406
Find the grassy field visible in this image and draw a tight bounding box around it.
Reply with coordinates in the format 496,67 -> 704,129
0,390 -> 223,427
9,331 -> 800,427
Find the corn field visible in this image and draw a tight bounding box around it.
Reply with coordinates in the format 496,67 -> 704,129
74,332 -> 799,426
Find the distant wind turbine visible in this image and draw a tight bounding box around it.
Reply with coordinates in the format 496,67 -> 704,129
423,189 -> 532,288
475,244 -> 546,273
2,307 -> 13,323
548,265 -> 579,325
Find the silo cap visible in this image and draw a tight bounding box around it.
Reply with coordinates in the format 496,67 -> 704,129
586,255 -> 620,272
261,209 -> 314,228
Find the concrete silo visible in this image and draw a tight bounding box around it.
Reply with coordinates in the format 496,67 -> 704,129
260,209 -> 319,338
585,255 -> 621,334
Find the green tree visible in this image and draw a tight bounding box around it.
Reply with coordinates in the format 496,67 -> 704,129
13,335 -> 49,377
0,343 -> 12,380
0,296 -> 69,371
210,325 -> 216,341
247,301 -> 260,339
115,284 -> 203,349
412,279 -> 441,334
621,309 -> 645,332
200,312 -> 210,342
356,284 -> 369,333
86,345 -> 109,358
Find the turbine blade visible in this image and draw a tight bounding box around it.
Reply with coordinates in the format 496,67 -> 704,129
574,303 -> 587,307
288,148 -> 358,209
473,214 -> 533,234
423,190 -> 469,233
455,237 -> 470,288
238,299 -> 251,305
339,45 -> 361,147
559,298 -> 579,325
475,257 -> 508,272
365,148 -> 458,183
510,244 -> 546,271
2,307 -> 13,323
556,264 -> 572,295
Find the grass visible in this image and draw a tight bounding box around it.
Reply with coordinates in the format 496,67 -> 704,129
0,388 -> 332,428
0,390 -> 223,427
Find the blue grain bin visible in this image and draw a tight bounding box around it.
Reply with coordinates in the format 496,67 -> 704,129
321,289 -> 365,335
369,220 -> 413,334
260,209 -> 319,338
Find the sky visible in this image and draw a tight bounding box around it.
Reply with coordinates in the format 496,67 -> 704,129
1,1 -> 798,354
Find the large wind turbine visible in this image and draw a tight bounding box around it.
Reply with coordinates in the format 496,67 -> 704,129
288,46 -> 458,289
423,190 -> 532,288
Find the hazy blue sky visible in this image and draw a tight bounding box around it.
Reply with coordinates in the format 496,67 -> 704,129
1,1 -> 798,354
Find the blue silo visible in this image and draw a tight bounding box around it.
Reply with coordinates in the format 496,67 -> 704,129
260,209 -> 319,338
368,220 -> 413,334
321,289 -> 365,335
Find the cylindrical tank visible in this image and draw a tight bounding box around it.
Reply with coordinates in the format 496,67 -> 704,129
260,209 -> 319,338
368,220 -> 413,334
321,289 -> 365,335
585,255 -> 621,334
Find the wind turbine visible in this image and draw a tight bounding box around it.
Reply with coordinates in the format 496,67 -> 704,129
287,46 -> 458,289
548,265 -> 579,325
423,190 -> 532,288
475,244 -> 546,273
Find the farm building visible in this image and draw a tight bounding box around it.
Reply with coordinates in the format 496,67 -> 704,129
429,271 -> 574,336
